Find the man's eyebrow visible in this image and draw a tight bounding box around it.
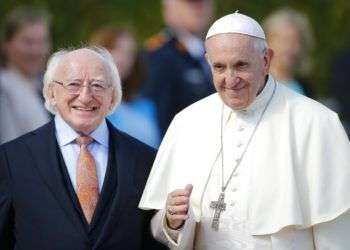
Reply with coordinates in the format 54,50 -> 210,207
235,60 -> 248,65
65,78 -> 105,82
213,62 -> 223,66
67,78 -> 82,82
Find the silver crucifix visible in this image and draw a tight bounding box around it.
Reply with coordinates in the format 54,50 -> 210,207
210,192 -> 226,231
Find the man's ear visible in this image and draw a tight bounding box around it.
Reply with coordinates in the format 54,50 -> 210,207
109,88 -> 118,111
45,84 -> 56,106
205,53 -> 211,67
264,48 -> 274,73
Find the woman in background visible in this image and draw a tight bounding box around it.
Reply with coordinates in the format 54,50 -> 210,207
263,8 -> 315,97
89,26 -> 160,148
0,6 -> 51,144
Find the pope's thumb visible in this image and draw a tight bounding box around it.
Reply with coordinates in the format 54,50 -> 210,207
185,184 -> 193,197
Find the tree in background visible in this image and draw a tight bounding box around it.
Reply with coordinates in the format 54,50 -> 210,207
1,0 -> 349,97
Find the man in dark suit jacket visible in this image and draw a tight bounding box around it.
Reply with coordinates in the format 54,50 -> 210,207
0,46 -> 166,250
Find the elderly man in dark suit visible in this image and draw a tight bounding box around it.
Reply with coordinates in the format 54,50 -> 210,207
0,47 -> 166,250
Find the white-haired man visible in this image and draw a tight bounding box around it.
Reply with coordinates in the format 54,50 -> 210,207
140,12 -> 350,249
0,47 -> 166,250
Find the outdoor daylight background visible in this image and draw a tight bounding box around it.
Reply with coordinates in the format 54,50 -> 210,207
1,0 -> 349,96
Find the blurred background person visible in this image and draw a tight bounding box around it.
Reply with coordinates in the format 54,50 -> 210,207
89,26 -> 160,148
142,0 -> 215,137
329,48 -> 350,135
0,6 -> 51,144
263,8 -> 315,97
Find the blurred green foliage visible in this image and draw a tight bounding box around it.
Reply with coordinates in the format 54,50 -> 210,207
1,0 -> 349,96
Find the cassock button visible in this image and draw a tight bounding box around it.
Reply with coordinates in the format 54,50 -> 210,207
232,187 -> 237,192
237,142 -> 243,148
230,201 -> 236,206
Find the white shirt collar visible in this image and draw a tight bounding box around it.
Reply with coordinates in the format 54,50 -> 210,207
54,114 -> 109,148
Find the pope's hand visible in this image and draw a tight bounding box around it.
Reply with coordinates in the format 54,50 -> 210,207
165,184 -> 193,230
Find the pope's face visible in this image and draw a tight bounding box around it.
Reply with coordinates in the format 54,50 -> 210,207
206,33 -> 272,110
47,49 -> 116,134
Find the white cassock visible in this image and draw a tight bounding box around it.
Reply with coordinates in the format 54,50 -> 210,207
139,76 -> 350,249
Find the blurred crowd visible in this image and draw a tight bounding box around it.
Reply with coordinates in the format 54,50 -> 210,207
0,1 -> 349,146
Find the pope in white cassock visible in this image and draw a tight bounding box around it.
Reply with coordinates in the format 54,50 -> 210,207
139,12 -> 350,250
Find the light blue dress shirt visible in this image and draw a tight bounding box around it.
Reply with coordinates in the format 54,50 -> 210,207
54,114 -> 109,192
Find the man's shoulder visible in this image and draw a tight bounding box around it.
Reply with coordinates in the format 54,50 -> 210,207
144,29 -> 186,58
108,125 -> 157,183
144,30 -> 173,54
108,123 -> 156,156
279,84 -> 336,117
0,121 -> 53,150
174,93 -> 220,122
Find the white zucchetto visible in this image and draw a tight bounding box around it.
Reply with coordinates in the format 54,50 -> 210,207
206,11 -> 266,40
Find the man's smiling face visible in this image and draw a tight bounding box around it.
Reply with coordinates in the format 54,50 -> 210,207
206,33 -> 272,110
47,49 -> 116,134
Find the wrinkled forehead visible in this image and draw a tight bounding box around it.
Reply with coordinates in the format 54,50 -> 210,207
55,49 -> 108,80
205,33 -> 263,64
205,33 -> 255,51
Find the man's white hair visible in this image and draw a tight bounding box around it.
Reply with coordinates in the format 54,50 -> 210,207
42,46 -> 122,114
253,37 -> 268,54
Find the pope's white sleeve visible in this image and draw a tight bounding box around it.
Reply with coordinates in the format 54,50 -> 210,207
150,208 -> 197,249
313,210 -> 350,249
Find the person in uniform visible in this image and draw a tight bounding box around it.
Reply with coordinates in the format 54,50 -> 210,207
143,0 -> 215,136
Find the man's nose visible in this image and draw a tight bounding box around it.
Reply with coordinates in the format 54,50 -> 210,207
225,69 -> 241,87
77,85 -> 93,102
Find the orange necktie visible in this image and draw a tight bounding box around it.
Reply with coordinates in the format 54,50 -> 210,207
76,136 -> 99,224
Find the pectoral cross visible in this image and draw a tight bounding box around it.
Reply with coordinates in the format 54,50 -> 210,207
210,192 -> 226,231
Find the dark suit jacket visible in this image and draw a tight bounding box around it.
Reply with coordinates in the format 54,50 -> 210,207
0,120 -> 166,250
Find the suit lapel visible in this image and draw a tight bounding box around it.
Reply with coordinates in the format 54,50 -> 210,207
94,126 -> 132,247
89,129 -> 118,231
25,121 -> 89,240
